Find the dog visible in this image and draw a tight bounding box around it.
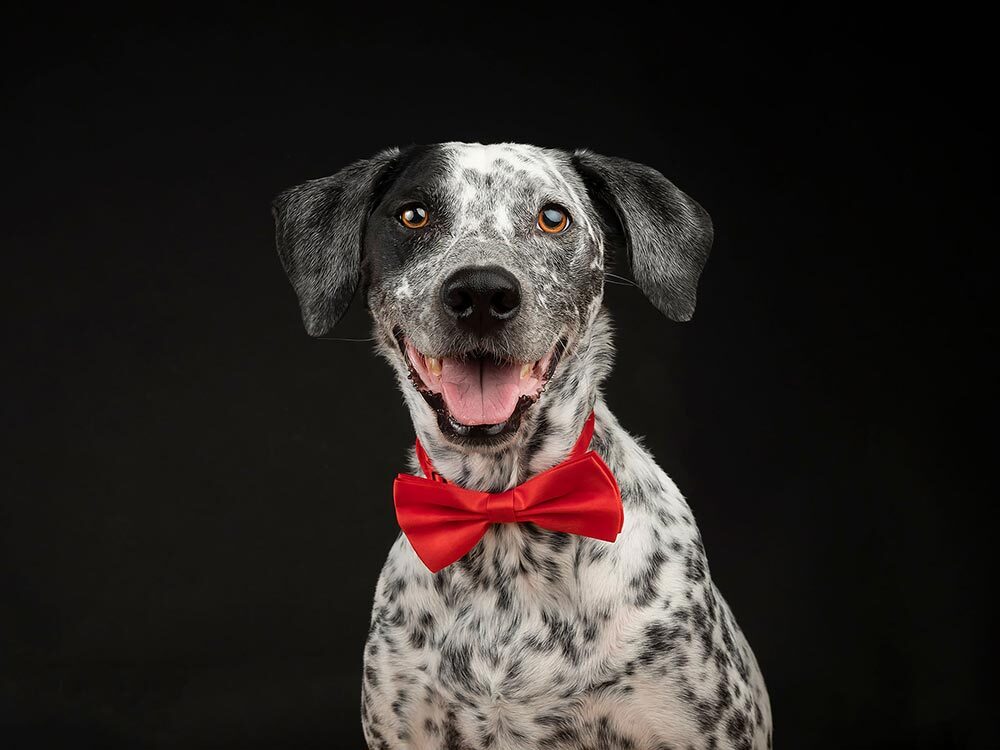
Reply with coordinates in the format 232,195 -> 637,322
273,143 -> 771,750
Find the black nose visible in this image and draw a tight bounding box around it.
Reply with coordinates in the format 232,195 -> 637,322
440,265 -> 522,335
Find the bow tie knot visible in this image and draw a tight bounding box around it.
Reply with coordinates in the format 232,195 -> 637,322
486,490 -> 518,524
392,413 -> 624,572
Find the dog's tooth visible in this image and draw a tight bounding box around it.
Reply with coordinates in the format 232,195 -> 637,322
427,357 -> 442,376
520,363 -> 532,380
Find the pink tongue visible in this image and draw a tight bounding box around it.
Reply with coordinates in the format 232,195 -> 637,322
439,357 -> 522,425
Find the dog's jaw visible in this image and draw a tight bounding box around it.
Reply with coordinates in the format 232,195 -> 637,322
377,304 -> 612,493
396,330 -> 567,444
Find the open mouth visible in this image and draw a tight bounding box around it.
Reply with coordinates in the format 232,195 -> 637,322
396,331 -> 564,440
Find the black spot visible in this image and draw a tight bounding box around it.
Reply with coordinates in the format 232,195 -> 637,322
443,708 -> 470,750
629,547 -> 667,606
440,642 -> 478,694
726,708 -> 752,750
684,545 -> 706,583
385,576 -> 407,602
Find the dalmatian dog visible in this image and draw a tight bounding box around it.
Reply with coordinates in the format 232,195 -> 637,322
273,143 -> 772,750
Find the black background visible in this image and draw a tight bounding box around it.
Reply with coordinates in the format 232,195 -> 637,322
2,6 -> 993,749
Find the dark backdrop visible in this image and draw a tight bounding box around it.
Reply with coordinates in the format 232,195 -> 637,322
2,6 -> 993,749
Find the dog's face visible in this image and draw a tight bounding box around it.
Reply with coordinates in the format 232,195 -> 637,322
365,145 -> 605,443
274,142 -> 712,449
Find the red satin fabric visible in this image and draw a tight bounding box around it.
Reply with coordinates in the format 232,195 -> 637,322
393,413 -> 624,572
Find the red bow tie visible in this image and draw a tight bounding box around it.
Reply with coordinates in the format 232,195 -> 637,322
393,413 -> 624,573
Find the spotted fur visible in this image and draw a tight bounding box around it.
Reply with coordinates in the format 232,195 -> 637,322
274,143 -> 771,749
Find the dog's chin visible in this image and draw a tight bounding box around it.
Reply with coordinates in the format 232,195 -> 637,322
393,328 -> 565,448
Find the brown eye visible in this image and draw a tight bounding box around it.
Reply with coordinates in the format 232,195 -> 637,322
400,204 -> 429,229
538,204 -> 570,234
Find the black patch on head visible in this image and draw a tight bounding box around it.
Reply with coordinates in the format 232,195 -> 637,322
272,144 -> 448,337
363,144 -> 456,284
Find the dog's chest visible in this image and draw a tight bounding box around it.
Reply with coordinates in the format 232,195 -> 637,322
372,528 -> 628,691
362,526 -> 685,747
428,575 -> 619,705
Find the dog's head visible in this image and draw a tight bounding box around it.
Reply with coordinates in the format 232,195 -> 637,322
274,143 -> 712,449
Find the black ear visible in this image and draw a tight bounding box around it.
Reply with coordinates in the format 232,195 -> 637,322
272,148 -> 403,336
572,150 -> 714,321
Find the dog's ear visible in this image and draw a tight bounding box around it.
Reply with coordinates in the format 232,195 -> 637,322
571,149 -> 713,322
272,147 -> 405,337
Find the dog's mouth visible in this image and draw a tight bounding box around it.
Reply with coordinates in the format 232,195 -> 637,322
395,329 -> 564,441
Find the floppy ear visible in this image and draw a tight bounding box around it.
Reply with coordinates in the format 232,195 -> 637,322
272,148 -> 403,336
572,149 -> 714,321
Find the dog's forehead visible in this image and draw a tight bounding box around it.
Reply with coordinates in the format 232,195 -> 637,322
443,142 -> 562,185
431,142 -> 587,235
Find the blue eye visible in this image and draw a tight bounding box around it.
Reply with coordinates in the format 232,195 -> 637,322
538,205 -> 570,233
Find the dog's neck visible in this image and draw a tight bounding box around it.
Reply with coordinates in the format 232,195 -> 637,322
400,310 -> 614,492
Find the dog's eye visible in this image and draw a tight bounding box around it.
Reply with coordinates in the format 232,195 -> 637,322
400,204 -> 429,229
537,205 -> 570,234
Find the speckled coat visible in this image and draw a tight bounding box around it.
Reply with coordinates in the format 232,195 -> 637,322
273,143 -> 772,749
